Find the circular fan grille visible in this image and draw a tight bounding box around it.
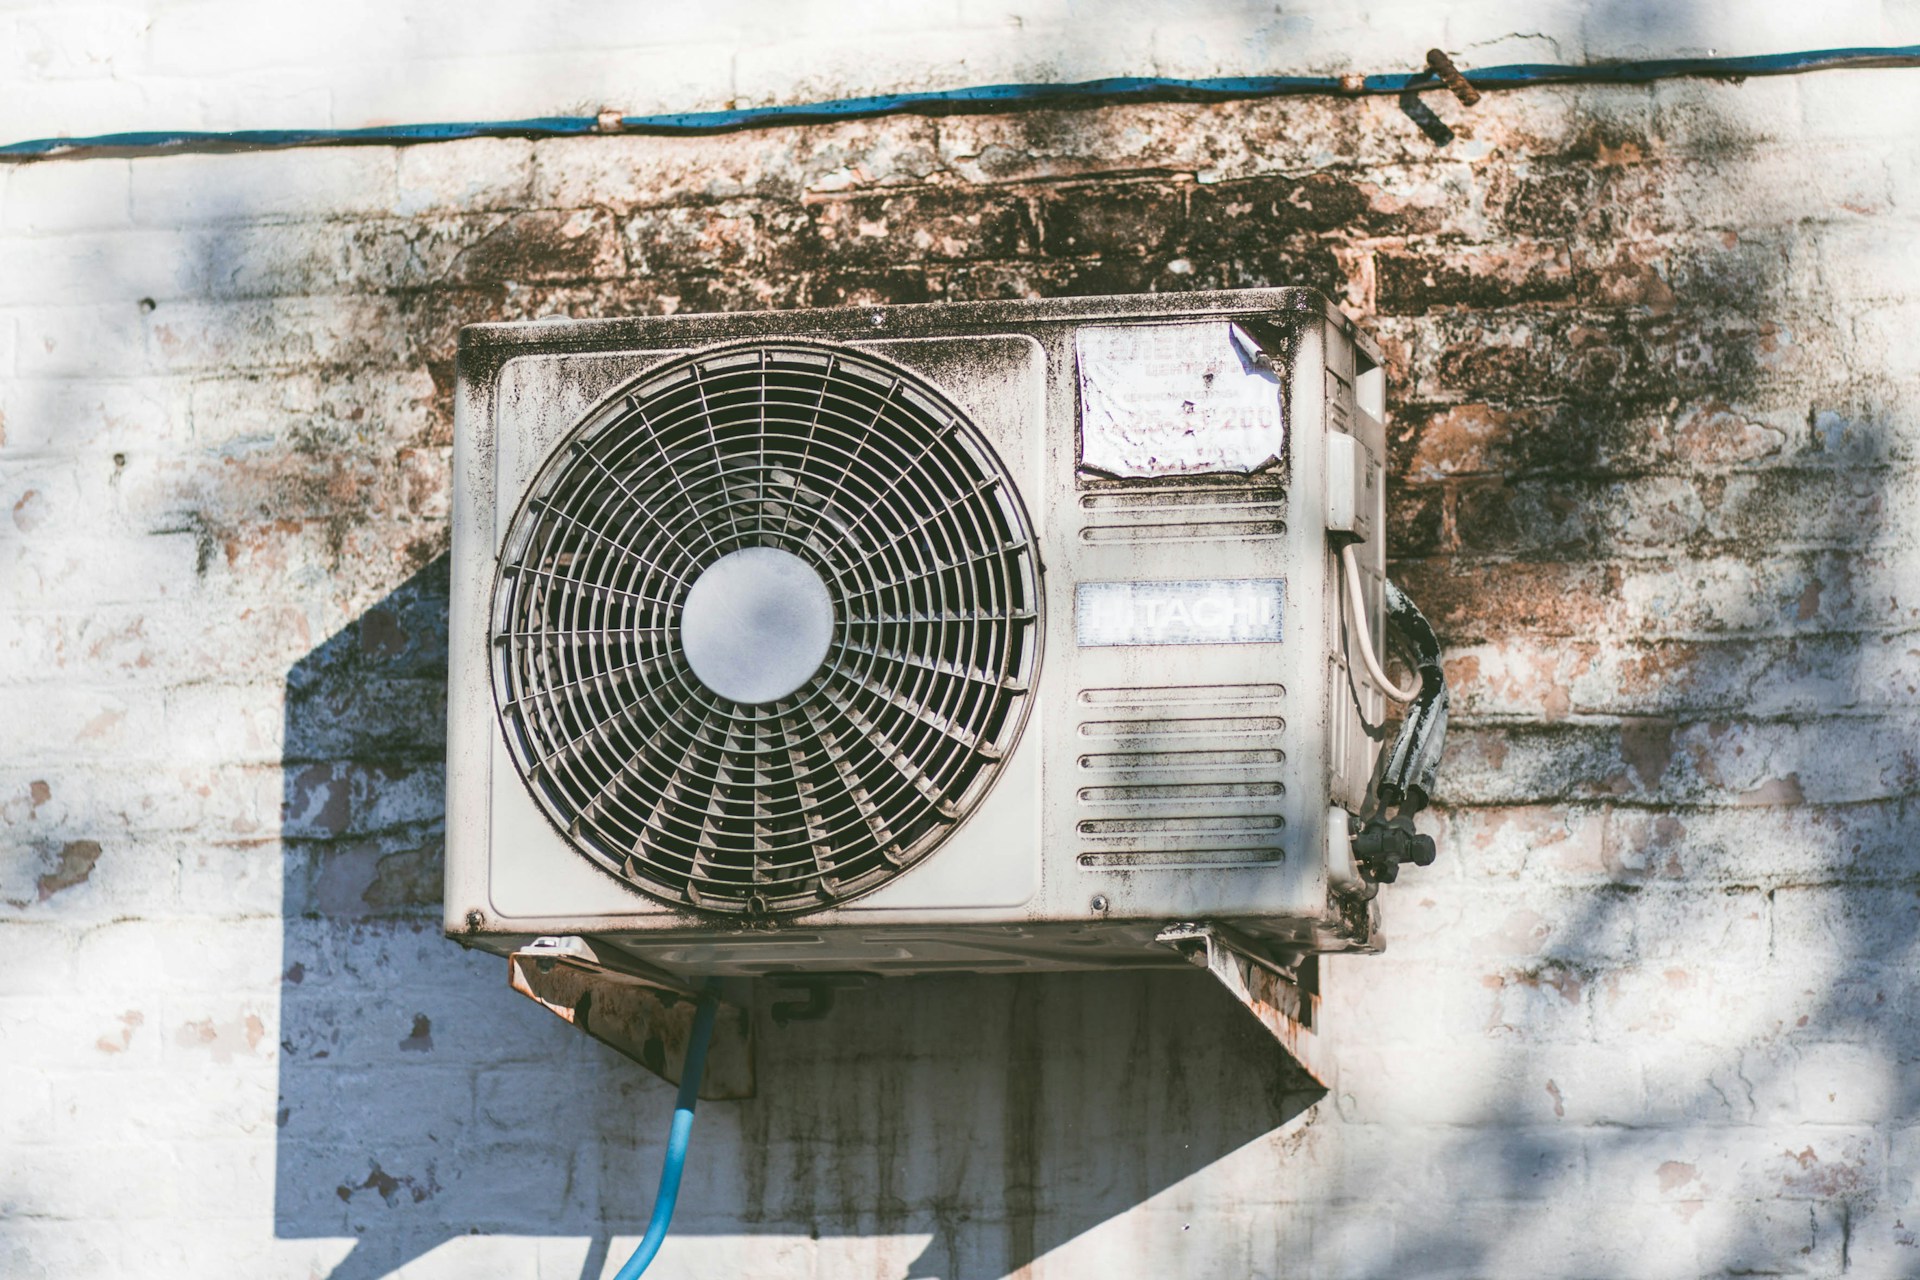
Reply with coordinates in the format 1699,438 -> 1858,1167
491,341 -> 1042,919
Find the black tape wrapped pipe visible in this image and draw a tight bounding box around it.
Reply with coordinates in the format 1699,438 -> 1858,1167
1376,579 -> 1448,816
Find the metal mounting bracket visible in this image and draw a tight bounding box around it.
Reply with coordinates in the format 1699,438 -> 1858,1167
1156,922 -> 1328,1088
508,935 -> 755,1099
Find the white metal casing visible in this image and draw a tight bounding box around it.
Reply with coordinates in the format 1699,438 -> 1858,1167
446,289 -> 1392,976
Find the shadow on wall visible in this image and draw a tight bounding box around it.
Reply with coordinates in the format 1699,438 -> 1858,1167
1363,59 -> 1917,1280
274,554 -> 1323,1280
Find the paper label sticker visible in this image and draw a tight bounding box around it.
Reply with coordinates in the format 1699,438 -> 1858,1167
1076,579 -> 1286,647
1076,322 -> 1285,478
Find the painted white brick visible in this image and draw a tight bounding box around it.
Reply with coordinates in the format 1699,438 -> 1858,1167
11,303 -> 146,378
50,1064 -> 278,1143
0,1141 -> 205,1220
1637,1042 -> 1769,1125
532,119 -> 942,210
0,376 -> 192,459
347,1233 -> 550,1280
1816,219 -> 1920,306
1773,883 -> 1920,965
72,918 -> 282,999
0,78 -> 185,149
2,159 -> 131,233
1800,66 -> 1920,141
1892,1121 -> 1920,1202
0,922 -> 75,995
1587,0 -> 1885,60
0,600 -> 313,690
0,1071 -> 52,1143
1445,804 -> 1609,882
394,138 -> 535,216
1590,959 -> 1796,1046
2,683 -> 166,763
183,220 -> 359,299
282,1066 -> 476,1146
172,841 -> 284,918
0,995 -> 162,1069
1746,1040 -> 1904,1126
415,0 -> 750,55
1606,803 -> 1908,885
162,1139 -> 281,1221
0,832 -> 178,923
10,5 -> 149,81
3,530 -> 223,608
1592,1124 -> 1882,1208
1848,298 -> 1920,381
0,762 -> 285,844
1837,1201 -> 1920,1277
189,72 -> 336,135
156,995 -> 278,1073
328,46 -> 738,125
734,27 -> 1133,106
1320,955 -> 1453,1046
145,295 -> 414,373
131,149 -> 399,226
1650,74 -> 1805,153
143,2 -> 415,78
0,1226 -> 116,1280
1657,140 -> 1894,229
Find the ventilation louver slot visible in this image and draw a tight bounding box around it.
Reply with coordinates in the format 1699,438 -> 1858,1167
1078,483 -> 1288,544
492,341 -> 1041,919
1075,683 -> 1287,869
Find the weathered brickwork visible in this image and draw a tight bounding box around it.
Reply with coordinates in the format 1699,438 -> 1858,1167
4,65 -> 1920,1278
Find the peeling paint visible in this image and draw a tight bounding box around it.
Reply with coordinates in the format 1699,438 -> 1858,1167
36,839 -> 101,900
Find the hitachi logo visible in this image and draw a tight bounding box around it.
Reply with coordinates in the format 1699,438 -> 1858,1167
1075,579 -> 1287,647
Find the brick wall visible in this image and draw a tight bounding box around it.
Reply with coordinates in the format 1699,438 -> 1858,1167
5,25 -> 1920,1280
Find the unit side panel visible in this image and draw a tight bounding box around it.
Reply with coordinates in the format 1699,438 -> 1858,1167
1037,317 -> 1334,927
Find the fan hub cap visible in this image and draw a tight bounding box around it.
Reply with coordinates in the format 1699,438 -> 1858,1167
679,546 -> 835,705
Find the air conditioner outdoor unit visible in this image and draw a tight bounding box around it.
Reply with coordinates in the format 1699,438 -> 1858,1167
445,288 -> 1446,1085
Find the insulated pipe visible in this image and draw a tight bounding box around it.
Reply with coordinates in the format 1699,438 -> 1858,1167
614,989 -> 721,1280
1340,542 -> 1421,704
5,44 -> 1920,161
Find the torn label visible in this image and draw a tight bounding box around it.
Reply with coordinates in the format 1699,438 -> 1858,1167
1076,321 -> 1286,479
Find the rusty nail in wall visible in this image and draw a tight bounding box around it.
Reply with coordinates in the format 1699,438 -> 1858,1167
1425,48 -> 1481,106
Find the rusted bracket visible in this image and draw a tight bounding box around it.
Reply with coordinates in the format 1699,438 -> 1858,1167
1425,48 -> 1481,106
1156,922 -> 1328,1088
508,936 -> 755,1099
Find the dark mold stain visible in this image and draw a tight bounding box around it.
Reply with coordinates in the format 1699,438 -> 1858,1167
1620,718 -> 1677,792
398,1014 -> 433,1053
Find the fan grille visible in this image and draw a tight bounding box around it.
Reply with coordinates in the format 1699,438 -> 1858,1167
491,341 -> 1042,918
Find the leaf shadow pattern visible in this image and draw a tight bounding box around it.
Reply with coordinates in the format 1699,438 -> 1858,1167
1344,73 -> 1919,1280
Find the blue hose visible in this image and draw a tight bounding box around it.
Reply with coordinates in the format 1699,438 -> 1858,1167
5,44 -> 1920,161
613,989 -> 721,1280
